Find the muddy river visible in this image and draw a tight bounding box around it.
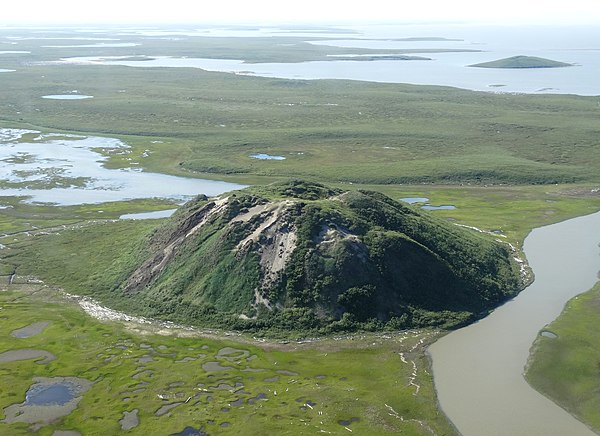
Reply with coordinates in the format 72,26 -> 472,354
429,211 -> 600,436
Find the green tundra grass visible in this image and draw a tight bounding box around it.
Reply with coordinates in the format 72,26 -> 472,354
1,30 -> 599,187
0,285 -> 455,435
526,282 -> 600,432
1,27 -> 600,434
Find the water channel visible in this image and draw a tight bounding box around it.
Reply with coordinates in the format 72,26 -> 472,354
429,211 -> 600,435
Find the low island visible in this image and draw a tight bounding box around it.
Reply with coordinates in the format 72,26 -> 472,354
470,55 -> 573,69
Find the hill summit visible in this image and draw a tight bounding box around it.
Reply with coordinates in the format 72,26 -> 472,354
123,181 -> 522,333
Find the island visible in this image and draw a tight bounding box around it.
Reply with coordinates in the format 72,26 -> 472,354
470,55 -> 573,69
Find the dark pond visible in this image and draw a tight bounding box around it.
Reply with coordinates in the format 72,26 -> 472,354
421,204 -> 456,210
170,427 -> 208,436
11,321 -> 50,338
26,383 -> 75,406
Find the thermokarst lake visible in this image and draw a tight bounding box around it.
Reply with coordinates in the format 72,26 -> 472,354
0,128 -> 245,205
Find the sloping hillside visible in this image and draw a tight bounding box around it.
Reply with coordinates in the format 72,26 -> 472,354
121,181 -> 522,333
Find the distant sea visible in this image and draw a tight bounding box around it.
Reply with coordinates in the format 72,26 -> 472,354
109,23 -> 600,96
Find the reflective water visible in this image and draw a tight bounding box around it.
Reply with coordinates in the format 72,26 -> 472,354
250,153 -> 286,160
120,209 -> 177,220
26,384 -> 74,406
43,43 -> 140,48
429,211 -> 600,436
399,197 -> 429,204
421,204 -> 456,210
53,24 -> 600,96
11,321 -> 50,338
0,128 -> 246,205
41,95 -> 93,100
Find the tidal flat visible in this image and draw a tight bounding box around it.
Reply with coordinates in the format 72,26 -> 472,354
0,285 -> 454,435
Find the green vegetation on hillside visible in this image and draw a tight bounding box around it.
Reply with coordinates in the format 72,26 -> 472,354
7,181 -> 523,335
526,282 -> 600,432
470,55 -> 572,69
1,25 -> 600,436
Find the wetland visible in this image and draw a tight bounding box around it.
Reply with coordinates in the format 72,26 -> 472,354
0,285 -> 450,435
0,22 -> 599,435
0,128 -> 245,205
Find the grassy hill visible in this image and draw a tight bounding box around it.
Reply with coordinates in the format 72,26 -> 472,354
40,181 -> 522,335
9,181 -> 523,335
470,55 -> 572,69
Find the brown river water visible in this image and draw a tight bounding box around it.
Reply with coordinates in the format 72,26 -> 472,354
429,211 -> 600,436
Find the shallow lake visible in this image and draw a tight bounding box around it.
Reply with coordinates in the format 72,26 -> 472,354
429,211 -> 600,435
41,95 -> 93,100
11,321 -> 50,338
3,377 -> 93,424
120,209 -> 177,220
250,153 -> 286,160
26,384 -> 75,406
43,43 -> 140,48
54,24 -> 600,96
399,197 -> 429,204
421,204 -> 456,210
0,128 -> 246,205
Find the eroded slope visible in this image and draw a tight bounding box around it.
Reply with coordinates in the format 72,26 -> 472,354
122,181 -> 523,333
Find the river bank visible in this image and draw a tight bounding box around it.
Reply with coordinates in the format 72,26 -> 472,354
429,210 -> 600,435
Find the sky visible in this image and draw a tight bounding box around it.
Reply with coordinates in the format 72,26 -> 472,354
2,0 -> 599,25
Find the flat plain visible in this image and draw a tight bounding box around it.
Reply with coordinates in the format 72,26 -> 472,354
1,25 -> 599,435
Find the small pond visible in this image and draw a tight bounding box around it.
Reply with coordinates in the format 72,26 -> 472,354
170,427 -> 208,436
3,377 -> 92,424
421,204 -> 456,210
399,197 -> 429,204
120,209 -> 177,220
119,409 -> 139,431
0,349 -> 56,364
11,321 -> 50,338
41,95 -> 94,100
202,361 -> 233,372
26,384 -> 74,406
250,153 -> 286,160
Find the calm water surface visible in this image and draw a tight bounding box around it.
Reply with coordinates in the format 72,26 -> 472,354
0,128 -> 245,205
429,211 -> 600,436
41,94 -> 93,100
53,25 -> 600,95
